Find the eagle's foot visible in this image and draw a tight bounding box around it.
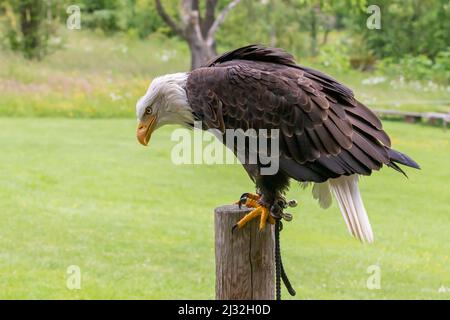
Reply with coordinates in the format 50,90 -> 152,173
233,203 -> 275,231
233,193 -> 275,231
232,193 -> 297,231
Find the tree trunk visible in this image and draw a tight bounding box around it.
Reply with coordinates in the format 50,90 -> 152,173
19,0 -> 44,59
155,0 -> 240,71
188,38 -> 216,70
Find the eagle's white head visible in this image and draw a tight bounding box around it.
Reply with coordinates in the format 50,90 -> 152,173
136,72 -> 193,146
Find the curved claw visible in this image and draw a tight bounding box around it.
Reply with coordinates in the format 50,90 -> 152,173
236,193 -> 261,209
237,195 -> 246,209
235,193 -> 260,208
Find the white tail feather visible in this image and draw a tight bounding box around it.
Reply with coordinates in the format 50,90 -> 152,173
328,175 -> 374,243
312,182 -> 332,209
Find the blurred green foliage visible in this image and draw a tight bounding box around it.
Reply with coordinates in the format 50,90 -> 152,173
0,30 -> 447,119
0,0 -> 449,83
219,0 -> 449,83
349,0 -> 449,60
377,50 -> 450,85
60,0 -> 177,38
0,0 -> 57,59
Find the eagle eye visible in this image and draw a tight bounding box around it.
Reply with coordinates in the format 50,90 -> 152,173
145,106 -> 153,115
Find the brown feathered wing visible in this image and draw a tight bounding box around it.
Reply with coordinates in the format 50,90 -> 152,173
186,45 -> 419,183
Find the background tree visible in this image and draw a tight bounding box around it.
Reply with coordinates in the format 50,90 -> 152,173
344,0 -> 449,60
154,0 -> 241,69
1,0 -> 53,59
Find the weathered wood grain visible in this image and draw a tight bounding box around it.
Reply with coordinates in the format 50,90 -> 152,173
215,204 -> 275,300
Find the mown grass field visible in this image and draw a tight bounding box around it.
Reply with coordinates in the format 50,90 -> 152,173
0,118 -> 448,299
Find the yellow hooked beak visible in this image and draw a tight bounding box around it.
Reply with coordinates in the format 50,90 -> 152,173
136,115 -> 157,146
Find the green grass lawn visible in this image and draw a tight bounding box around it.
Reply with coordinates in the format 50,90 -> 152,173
0,118 -> 448,299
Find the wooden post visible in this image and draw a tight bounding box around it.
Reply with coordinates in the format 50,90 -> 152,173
215,204 -> 275,300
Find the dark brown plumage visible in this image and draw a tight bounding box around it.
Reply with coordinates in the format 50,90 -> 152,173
185,44 -> 419,208
134,44 -> 421,242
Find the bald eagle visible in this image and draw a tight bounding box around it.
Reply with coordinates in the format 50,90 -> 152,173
136,45 -> 419,243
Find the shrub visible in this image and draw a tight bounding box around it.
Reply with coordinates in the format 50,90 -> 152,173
316,43 -> 351,72
377,49 -> 450,85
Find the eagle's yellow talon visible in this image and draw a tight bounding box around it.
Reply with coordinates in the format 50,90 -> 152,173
235,193 -> 273,230
237,207 -> 262,229
236,205 -> 272,231
244,198 -> 259,208
259,207 -> 269,230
